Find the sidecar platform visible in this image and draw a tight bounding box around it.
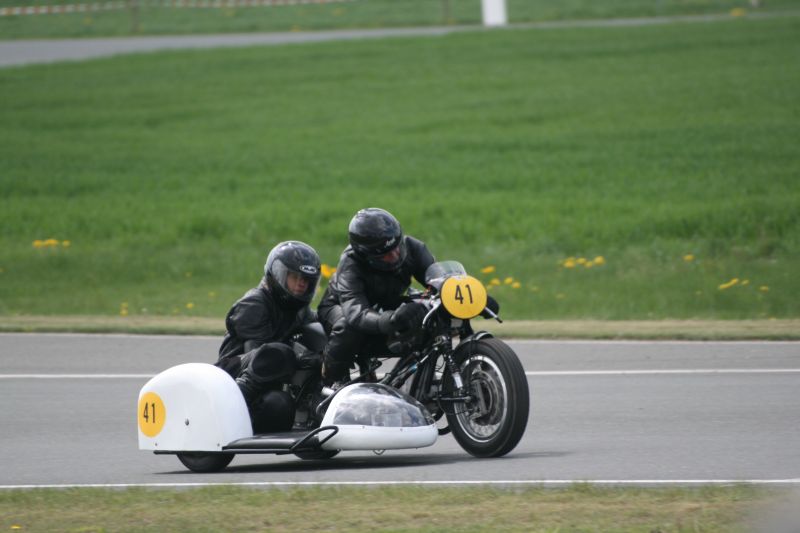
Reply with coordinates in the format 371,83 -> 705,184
222,426 -> 338,455
153,426 -> 339,456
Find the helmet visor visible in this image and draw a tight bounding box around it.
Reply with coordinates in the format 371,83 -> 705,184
365,240 -> 407,271
271,259 -> 320,304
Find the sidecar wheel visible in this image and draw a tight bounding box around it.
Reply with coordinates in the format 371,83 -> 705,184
445,338 -> 529,458
177,452 -> 235,473
294,449 -> 340,460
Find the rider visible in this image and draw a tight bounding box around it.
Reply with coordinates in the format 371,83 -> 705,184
217,240 -> 322,432
317,208 -> 436,385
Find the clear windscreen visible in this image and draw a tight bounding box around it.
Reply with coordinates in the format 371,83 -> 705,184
424,261 -> 467,290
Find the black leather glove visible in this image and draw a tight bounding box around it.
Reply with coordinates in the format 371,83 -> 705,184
377,302 -> 427,334
480,295 -> 500,318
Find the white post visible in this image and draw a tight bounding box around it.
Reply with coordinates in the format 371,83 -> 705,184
481,0 -> 507,27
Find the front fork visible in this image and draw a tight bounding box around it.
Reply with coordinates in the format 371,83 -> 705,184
438,338 -> 473,406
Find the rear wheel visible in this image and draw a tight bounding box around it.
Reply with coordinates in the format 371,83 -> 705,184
176,452 -> 235,473
444,338 -> 529,458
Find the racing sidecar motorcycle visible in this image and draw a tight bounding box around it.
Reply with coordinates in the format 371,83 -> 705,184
138,260 -> 529,472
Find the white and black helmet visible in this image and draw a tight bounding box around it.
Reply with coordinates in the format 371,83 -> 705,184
348,208 -> 407,271
264,241 -> 321,308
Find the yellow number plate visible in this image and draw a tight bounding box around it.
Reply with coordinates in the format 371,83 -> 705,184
138,391 -> 166,438
440,275 -> 488,319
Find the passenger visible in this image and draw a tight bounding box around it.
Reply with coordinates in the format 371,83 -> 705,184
217,241 -> 321,431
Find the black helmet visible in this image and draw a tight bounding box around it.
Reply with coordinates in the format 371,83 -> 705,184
348,208 -> 407,271
264,241 -> 321,309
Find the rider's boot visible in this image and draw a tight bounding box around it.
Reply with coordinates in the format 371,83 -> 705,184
320,355 -> 349,388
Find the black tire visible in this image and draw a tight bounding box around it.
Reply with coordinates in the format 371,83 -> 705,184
294,449 -> 340,460
176,452 -> 235,473
444,338 -> 530,458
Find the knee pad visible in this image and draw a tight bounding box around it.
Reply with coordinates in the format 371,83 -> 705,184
250,343 -> 296,382
250,390 -> 295,433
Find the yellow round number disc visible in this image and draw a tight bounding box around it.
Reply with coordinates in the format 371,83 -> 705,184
138,391 -> 166,438
440,275 -> 488,319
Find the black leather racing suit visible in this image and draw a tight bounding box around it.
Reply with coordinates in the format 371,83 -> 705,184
217,283 -> 316,379
317,236 -> 435,381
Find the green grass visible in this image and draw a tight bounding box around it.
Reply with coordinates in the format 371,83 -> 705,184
0,0 -> 798,39
1,16 -> 799,320
0,485 -> 776,532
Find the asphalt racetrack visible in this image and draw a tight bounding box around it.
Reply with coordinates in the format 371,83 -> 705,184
1,333 -> 798,489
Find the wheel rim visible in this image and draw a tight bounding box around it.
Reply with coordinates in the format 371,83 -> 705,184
455,355 -> 508,442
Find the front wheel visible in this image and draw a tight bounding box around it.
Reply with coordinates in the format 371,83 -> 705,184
176,452 -> 235,473
444,338 -> 529,458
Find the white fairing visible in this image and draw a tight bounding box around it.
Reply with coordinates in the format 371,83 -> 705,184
137,363 -> 252,452
320,383 -> 438,451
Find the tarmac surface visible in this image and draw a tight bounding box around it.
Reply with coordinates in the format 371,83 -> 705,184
1,333 -> 798,488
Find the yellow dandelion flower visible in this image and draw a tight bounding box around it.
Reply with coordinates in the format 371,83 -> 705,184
33,240 -> 44,248
718,278 -> 739,290
759,286 -> 769,292
584,261 -> 594,268
576,257 -> 587,265
593,256 -> 605,265
321,264 -> 336,279
511,281 -> 521,289
44,238 -> 59,247
120,309 -> 129,317
683,254 -> 695,262
489,278 -> 501,286
186,302 -> 194,310
504,277 -> 514,285
480,266 -> 496,274
11,525 -> 22,530
563,259 -> 576,269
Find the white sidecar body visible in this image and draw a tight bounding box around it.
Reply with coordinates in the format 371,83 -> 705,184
137,363 -> 438,461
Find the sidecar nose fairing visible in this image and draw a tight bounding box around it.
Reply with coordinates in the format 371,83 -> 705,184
319,383 -> 438,451
138,363 -> 253,452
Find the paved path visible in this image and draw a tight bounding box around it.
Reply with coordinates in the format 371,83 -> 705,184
1,333 -> 798,488
1,11 -> 795,68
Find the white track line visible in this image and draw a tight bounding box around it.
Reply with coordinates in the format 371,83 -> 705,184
1,479 -> 799,490
2,332 -> 798,345
1,369 -> 799,379
0,374 -> 154,379
526,369 -> 800,376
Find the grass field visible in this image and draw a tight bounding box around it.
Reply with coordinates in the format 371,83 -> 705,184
0,485 -> 779,532
1,0 -> 798,39
1,15 -> 799,321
